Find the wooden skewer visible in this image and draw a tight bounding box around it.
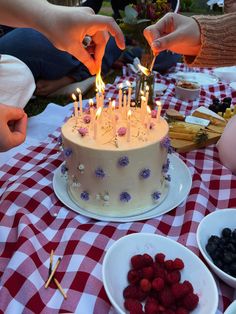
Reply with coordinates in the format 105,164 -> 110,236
45,257 -> 61,288
149,53 -> 157,74
53,278 -> 67,299
48,249 -> 54,277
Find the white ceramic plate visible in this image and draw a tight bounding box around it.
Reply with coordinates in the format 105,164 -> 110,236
102,233 -> 218,314
213,66 -> 236,83
169,71 -> 218,85
53,154 -> 192,222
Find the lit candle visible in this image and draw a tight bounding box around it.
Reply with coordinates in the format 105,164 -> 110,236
76,88 -> 83,115
118,83 -> 123,110
123,91 -> 127,117
156,100 -> 162,122
141,96 -> 146,123
146,105 -> 151,133
94,107 -> 102,140
108,97 -> 112,115
126,80 -> 132,111
89,98 -> 95,121
145,85 -> 149,105
72,93 -> 78,120
127,109 -> 132,142
112,100 -> 116,137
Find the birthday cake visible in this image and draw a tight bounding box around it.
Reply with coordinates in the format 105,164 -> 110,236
61,105 -> 171,217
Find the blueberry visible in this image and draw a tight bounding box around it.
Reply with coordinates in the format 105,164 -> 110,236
208,235 -> 221,244
223,97 -> 232,105
223,252 -> 233,264
227,243 -> 236,253
212,98 -> 220,105
222,228 -> 232,238
206,243 -> 217,255
232,229 -> 236,239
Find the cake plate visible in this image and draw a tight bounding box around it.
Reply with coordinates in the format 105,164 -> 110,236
53,154 -> 192,222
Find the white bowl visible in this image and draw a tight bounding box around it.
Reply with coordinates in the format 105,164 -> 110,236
229,82 -> 236,92
224,300 -> 236,314
175,80 -> 200,101
102,233 -> 218,314
197,208 -> 236,288
213,67 -> 236,83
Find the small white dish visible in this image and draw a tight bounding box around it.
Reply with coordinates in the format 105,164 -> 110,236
169,71 -> 218,85
197,208 -> 236,288
102,233 -> 218,314
229,82 -> 236,92
213,66 -> 236,83
53,154 -> 192,222
175,80 -> 200,101
224,300 -> 236,314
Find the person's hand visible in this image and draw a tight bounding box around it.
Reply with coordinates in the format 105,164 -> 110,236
143,13 -> 201,57
42,6 -> 125,75
0,104 -> 27,152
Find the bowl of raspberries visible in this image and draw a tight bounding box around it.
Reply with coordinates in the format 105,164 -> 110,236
197,208 -> 236,289
102,233 -> 218,314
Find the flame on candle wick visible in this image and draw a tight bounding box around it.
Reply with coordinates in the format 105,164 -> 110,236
138,64 -> 151,76
95,106 -> 102,119
96,71 -> 105,93
127,109 -> 132,118
72,93 -> 77,101
76,87 -> 82,94
147,105 -> 151,114
112,100 -> 116,110
89,99 -> 94,107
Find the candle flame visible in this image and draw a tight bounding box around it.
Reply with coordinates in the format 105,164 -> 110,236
138,64 -> 151,76
72,93 -> 77,101
126,80 -> 131,88
156,100 -> 162,107
89,99 -> 94,106
146,85 -> 150,91
95,71 -> 105,93
76,87 -> 82,94
147,105 -> 151,114
140,90 -> 144,96
112,100 -> 116,110
127,109 -> 132,118
119,83 -> 123,89
95,106 -> 102,119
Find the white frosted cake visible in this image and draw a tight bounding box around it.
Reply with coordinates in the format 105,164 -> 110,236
60,106 -> 171,217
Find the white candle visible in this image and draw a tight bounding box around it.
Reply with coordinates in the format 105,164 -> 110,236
126,80 -> 132,111
146,105 -> 151,133
72,93 -> 78,120
156,100 -> 162,122
127,109 -> 132,142
145,85 -> 149,106
123,91 -> 127,117
76,88 -> 83,115
89,98 -> 94,121
94,107 -> 102,140
108,97 -> 112,115
112,100 -> 116,137
141,96 -> 146,123
118,83 -> 123,110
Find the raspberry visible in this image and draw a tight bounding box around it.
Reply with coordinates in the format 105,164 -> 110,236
165,310 -> 175,314
159,287 -> 175,307
123,285 -> 140,299
145,298 -> 159,314
171,283 -> 190,299
124,298 -> 143,313
140,278 -> 152,292
164,260 -> 174,270
182,280 -> 194,294
127,269 -> 142,285
143,253 -> 154,266
176,308 -> 189,314
131,254 -> 145,270
142,266 -> 154,280
173,258 -> 185,270
152,277 -> 165,292
166,270 -> 181,284
182,292 -> 199,311
155,253 -> 165,264
154,267 -> 167,280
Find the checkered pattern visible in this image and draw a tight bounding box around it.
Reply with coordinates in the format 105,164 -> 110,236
0,63 -> 236,314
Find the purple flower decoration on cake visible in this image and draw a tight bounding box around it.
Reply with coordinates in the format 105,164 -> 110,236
151,110 -> 157,118
58,135 -> 62,146
63,148 -> 72,158
95,167 -> 106,178
161,136 -> 174,154
117,127 -> 127,136
78,127 -> 88,137
162,158 -> 170,174
81,191 -> 89,201
61,164 -> 68,174
152,191 -> 161,201
120,192 -> 131,202
118,156 -> 129,167
139,168 -> 151,179
83,115 -> 91,124
165,174 -> 171,182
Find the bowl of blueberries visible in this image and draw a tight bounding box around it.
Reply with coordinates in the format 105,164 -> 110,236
196,208 -> 236,288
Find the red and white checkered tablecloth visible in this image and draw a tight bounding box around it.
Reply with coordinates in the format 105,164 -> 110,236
0,63 -> 236,314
